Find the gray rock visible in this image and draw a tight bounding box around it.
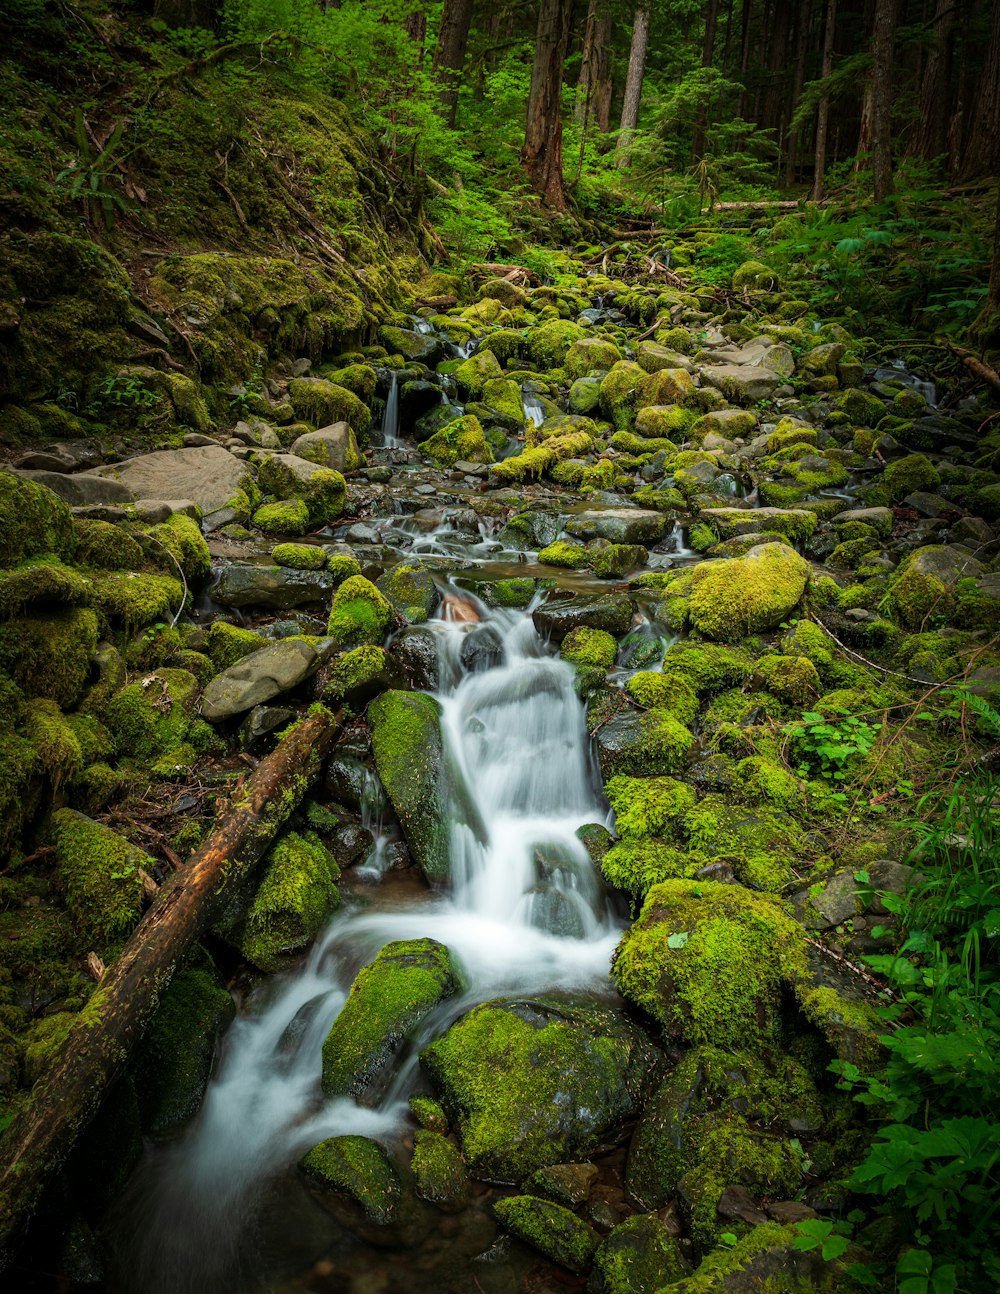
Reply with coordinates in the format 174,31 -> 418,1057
14,469 -> 134,506
86,445 -> 247,513
133,498 -> 201,524
532,593 -> 634,641
201,638 -> 321,720
183,433 -> 217,448
290,422 -> 361,473
700,364 -> 782,404
237,704 -> 298,749
717,1184 -> 769,1226
388,627 -> 440,691
832,506 -> 893,537
564,507 -> 667,545
13,450 -> 76,473
949,515 -> 995,546
904,491 -> 954,518
211,562 -> 337,611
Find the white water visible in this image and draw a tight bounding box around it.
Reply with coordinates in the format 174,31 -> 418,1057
381,371 -> 401,447
119,596 -> 622,1293
523,394 -> 545,429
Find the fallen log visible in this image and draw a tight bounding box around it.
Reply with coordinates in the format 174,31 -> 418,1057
467,262 -> 540,285
0,706 -> 342,1270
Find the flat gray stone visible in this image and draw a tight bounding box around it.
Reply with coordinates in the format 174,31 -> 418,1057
14,469 -> 134,506
87,445 -> 247,513
700,364 -> 782,405
201,639 -> 319,720
133,498 -> 201,524
211,562 -> 337,611
565,508 -> 666,545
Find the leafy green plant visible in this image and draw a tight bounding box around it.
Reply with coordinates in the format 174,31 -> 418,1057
88,374 -> 157,417
54,109 -> 135,229
785,708 -> 879,781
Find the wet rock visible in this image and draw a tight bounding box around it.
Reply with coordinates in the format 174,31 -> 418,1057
323,754 -> 368,811
378,325 -> 443,363
421,994 -> 662,1183
321,938 -> 461,1099
87,445 -> 247,512
766,1200 -> 818,1225
376,562 -> 439,623
237,704 -> 297,750
388,626 -> 440,691
949,515 -> 995,546
526,1162 -> 598,1207
532,593 -> 634,642
411,1129 -> 470,1213
595,709 -> 694,779
329,822 -> 374,869
211,563 -> 336,611
459,623 -> 504,672
592,1213 -> 688,1292
565,508 -> 666,545
717,1183 -> 768,1226
300,1134 -> 420,1245
524,886 -> 586,937
493,1195 -> 599,1274
200,639 -> 323,720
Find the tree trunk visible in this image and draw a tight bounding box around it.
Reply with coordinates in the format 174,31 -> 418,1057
908,0 -> 956,162
577,0 -> 613,132
0,709 -> 341,1270
692,0 -> 721,158
785,0 -> 813,184
812,0 -> 838,200
960,0 -> 1000,177
404,10 -> 426,50
434,0 -> 475,128
738,0 -> 753,118
870,0 -> 897,200
616,0 -> 651,163
521,0 -> 574,207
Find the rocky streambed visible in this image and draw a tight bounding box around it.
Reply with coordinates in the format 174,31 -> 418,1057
1,257 -> 999,1294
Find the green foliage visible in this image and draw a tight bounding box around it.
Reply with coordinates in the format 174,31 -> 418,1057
785,708 -> 878,781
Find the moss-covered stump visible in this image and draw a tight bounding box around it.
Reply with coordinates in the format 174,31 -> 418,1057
239,831 -> 340,971
493,1195 -> 600,1273
131,964 -> 235,1138
420,994 -> 662,1184
410,1130 -> 470,1213
688,543 -> 811,642
327,575 -> 395,648
592,1213 -> 688,1292
368,690 -> 456,885
321,938 -> 461,1099
51,809 -> 150,947
612,881 -> 808,1052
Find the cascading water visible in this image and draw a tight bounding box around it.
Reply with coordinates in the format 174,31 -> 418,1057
113,593 -> 623,1294
381,371 -> 401,447
522,394 -> 545,429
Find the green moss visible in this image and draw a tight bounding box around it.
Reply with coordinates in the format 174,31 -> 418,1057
612,880 -> 808,1050
324,645 -> 390,704
23,698 -> 84,789
591,543 -> 647,578
454,348 -> 504,398
700,508 -> 816,543
527,319 -> 586,368
240,830 -> 340,971
732,260 -> 780,290
288,377 -> 370,434
376,562 -> 438,622
624,672 -> 699,724
538,540 -> 592,569
409,1094 -> 449,1132
794,984 -> 885,1070
205,622 -> 268,671
51,808 -> 149,946
300,1135 -> 402,1224
327,552 -> 363,584
688,545 -> 811,642
0,556 -> 92,618
602,840 -> 702,901
271,542 -> 327,570
71,518 -> 144,572
753,653 -> 822,704
131,965 -> 234,1137
560,626 -> 617,670
606,775 -> 697,839
661,641 -> 752,695
0,606 -> 98,707
322,938 -> 460,1097
865,453 -> 939,505
422,412 -> 494,467
601,708 -> 695,777
90,571 -> 185,631
599,361 -> 645,432
0,472 -> 76,566
146,513 -> 211,583
493,1195 -> 599,1273
489,430 -> 594,483
593,1213 -> 688,1293
99,668 -> 198,763
327,575 -> 394,648
411,1129 -> 469,1213
252,498 -> 311,535
735,756 -> 803,810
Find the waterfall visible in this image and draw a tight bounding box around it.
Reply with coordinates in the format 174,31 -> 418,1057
112,595 -> 622,1294
381,371 -> 400,447
523,394 -> 544,429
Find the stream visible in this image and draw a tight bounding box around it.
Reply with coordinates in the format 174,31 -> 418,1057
110,595 -> 624,1294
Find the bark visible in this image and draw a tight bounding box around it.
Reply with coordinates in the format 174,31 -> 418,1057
738,0 -> 753,118
812,0 -> 838,200
521,0 -> 574,208
960,0 -> 1000,177
908,0 -> 957,163
577,0 -> 613,132
616,0 -> 651,163
434,0 -> 474,128
692,0 -> 721,158
870,0 -> 897,200
761,0 -> 790,134
404,10 -> 426,50
0,709 -> 341,1270
785,0 -> 813,184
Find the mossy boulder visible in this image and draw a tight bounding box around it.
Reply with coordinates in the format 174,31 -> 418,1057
300,1134 -> 403,1226
866,452 -> 939,505
538,540 -> 592,569
252,498 -> 311,535
0,473 -> 76,566
527,320 -> 586,369
51,809 -> 150,947
595,708 -> 695,778
271,542 -> 327,570
422,412 -> 493,467
454,348 -> 503,399
599,361 -> 645,432
624,672 -> 699,724
606,775 -> 697,840
482,377 -> 526,425
73,518 -> 145,571
0,606 -> 98,707
493,1195 -> 599,1273
239,830 -> 340,971
688,544 -> 811,642
146,513 -> 211,584
375,562 -> 438,623
205,622 -> 269,671
612,880 -> 809,1051
564,337 -> 623,380
99,667 -> 199,763
420,994 -> 661,1183
411,1130 -> 469,1213
0,557 -> 92,619
90,571 -> 185,631
886,545 -> 986,629
322,938 -> 461,1098
327,575 -> 395,648
753,653 -> 821,704
731,260 -> 780,291
369,690 -> 456,885
288,378 -> 370,435
669,1222 -> 855,1293
593,1213 -> 688,1292
131,965 -> 235,1138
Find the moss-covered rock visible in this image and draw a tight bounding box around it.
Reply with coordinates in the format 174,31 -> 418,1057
732,260 -> 780,291
493,1195 -> 599,1273
661,641 -> 752,695
288,377 -> 370,435
90,571 -> 185,630
886,545 -> 986,630
205,622 -> 269,671
369,690 -> 455,885
688,544 -> 811,642
538,540 -> 592,569
271,542 -> 327,570
612,880 -> 808,1050
606,775 -> 697,840
599,361 -> 645,432
99,667 -> 198,763
73,518 -> 145,571
252,498 -> 311,535
454,347 -> 504,398
593,1213 -> 688,1292
421,994 -> 661,1183
300,1135 -> 402,1225
866,453 -> 940,505
527,320 -> 586,369
0,556 -> 92,619
51,808 -> 149,946
327,575 -> 394,648
564,337 -> 623,380
240,830 -> 340,971
0,473 -> 76,567
0,606 -> 98,707
753,653 -> 822,704
322,938 -> 461,1097
422,412 -> 494,467
560,626 -> 617,670
146,513 -> 211,584
624,672 -> 699,724
411,1129 -> 469,1213
595,707 -> 695,778
376,562 -> 438,623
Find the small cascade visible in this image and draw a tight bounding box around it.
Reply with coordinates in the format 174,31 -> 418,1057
523,394 -> 545,429
873,358 -> 937,407
669,520 -> 696,559
117,596 -> 621,1294
381,370 -> 401,447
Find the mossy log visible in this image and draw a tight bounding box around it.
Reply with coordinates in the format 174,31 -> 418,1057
0,707 -> 341,1270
